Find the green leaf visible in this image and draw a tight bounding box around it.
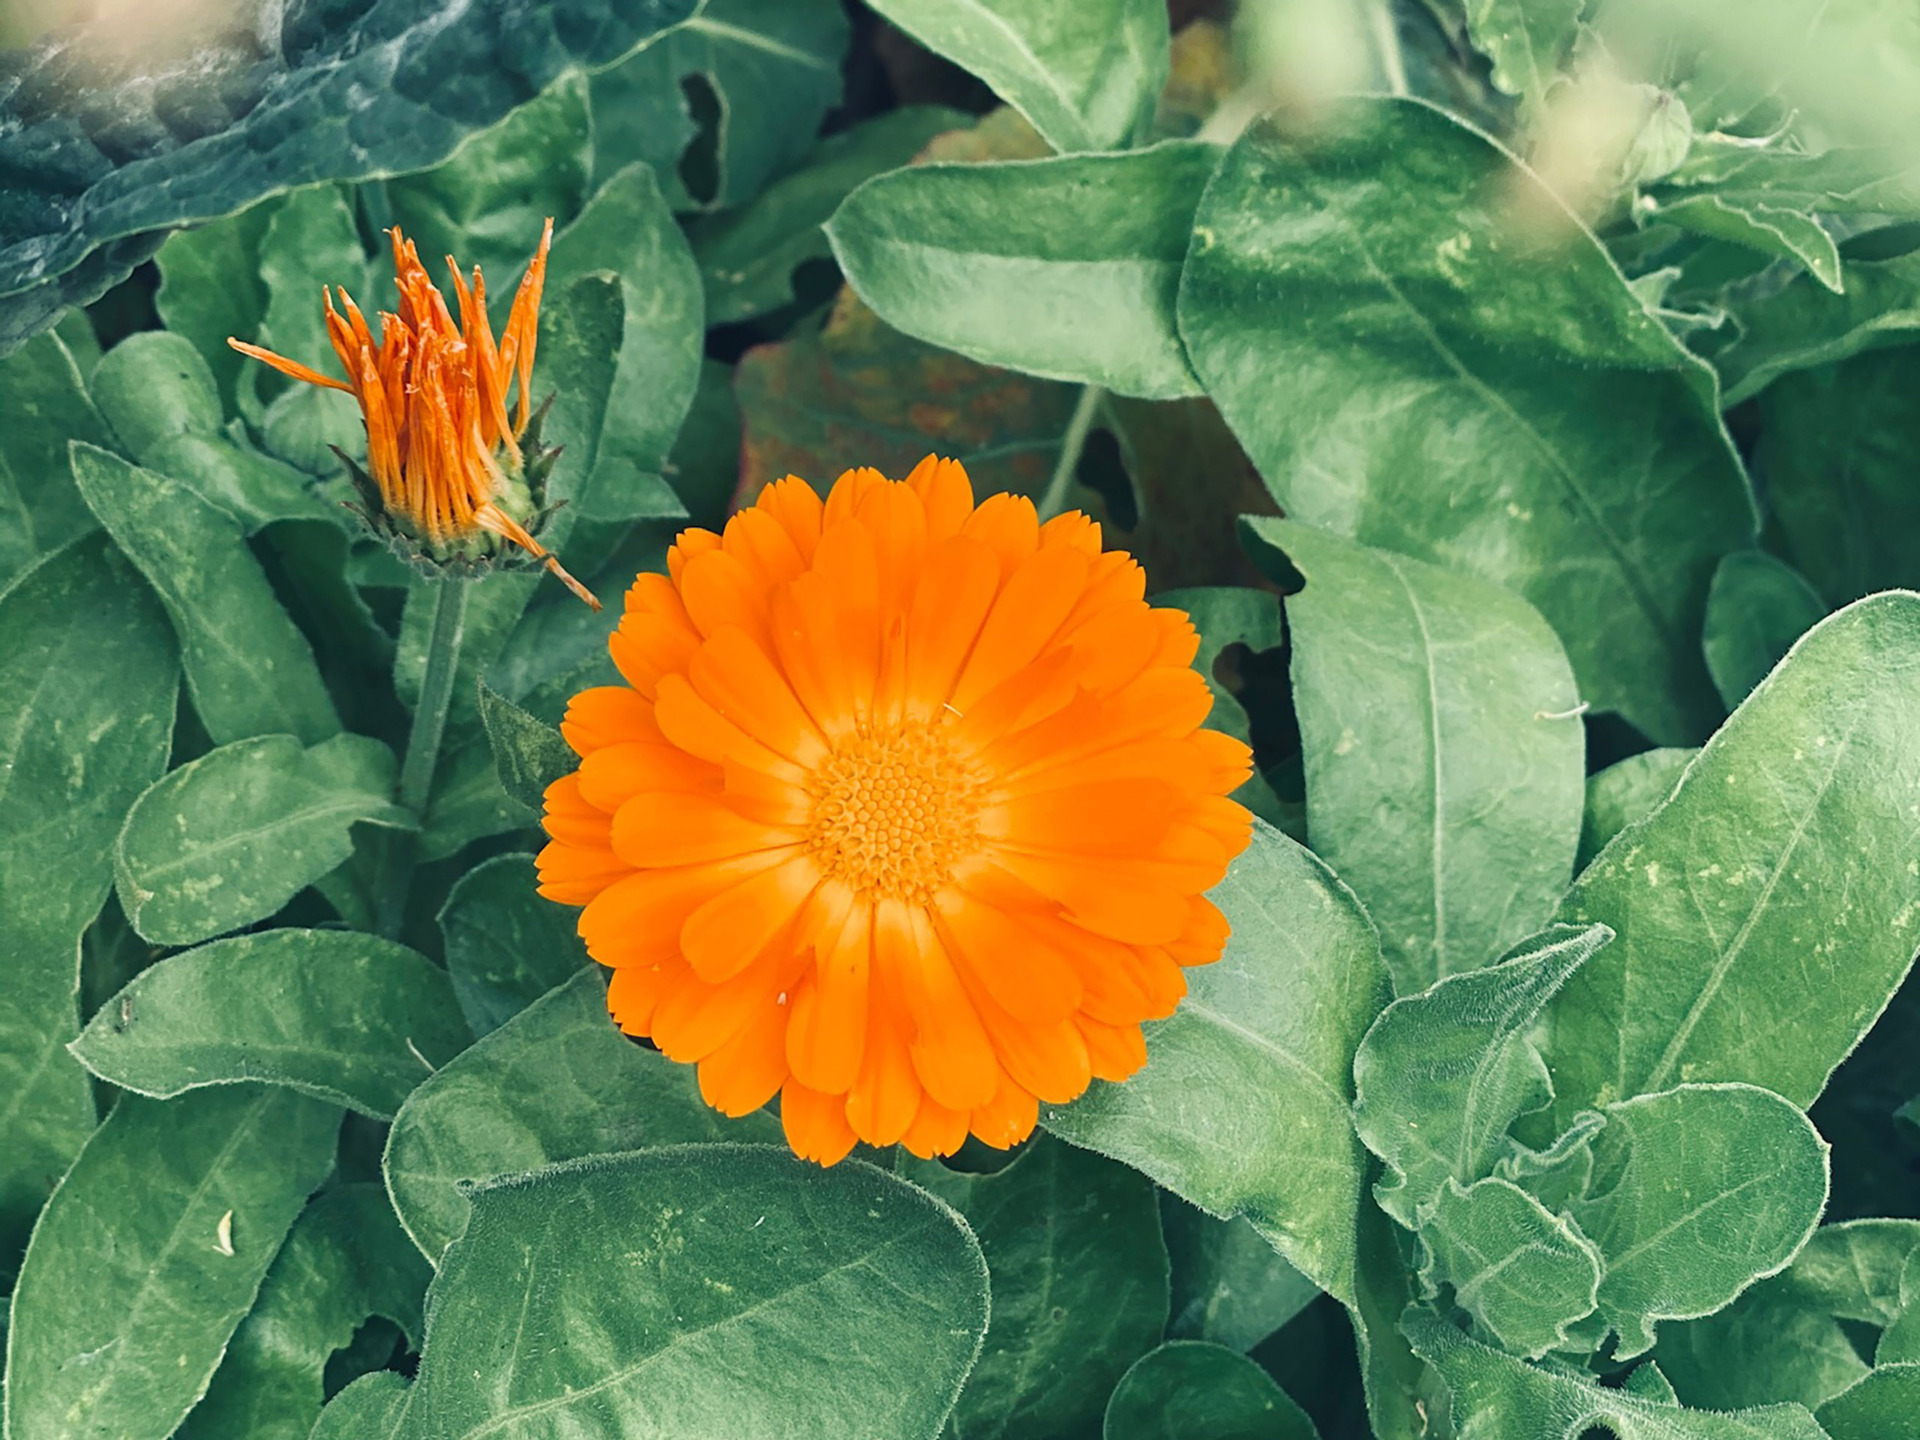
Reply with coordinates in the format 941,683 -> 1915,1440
1419,1177 -> 1603,1360
827,142 -> 1214,399
1577,749 -> 1696,872
1179,98 -> 1756,746
477,681 -> 575,812
309,1372 -> 410,1440
3,1086 -> 341,1440
384,967 -> 778,1263
1703,552 -> 1828,709
1045,820 -> 1390,1304
1349,1200 -> 1438,1440
1716,251 -> 1920,405
1751,345 -> 1920,607
863,0 -> 1169,153
438,853 -> 590,1038
1653,196 -> 1843,294
1545,593 -> 1920,1118
1462,0 -> 1582,106
115,733 -> 411,947
1573,1083 -> 1829,1358
0,331 -> 109,591
1766,1220 -> 1920,1326
1816,1365 -> 1920,1440
69,929 -> 468,1119
901,1135 -> 1168,1440
1163,1196 -> 1321,1352
0,0 -> 701,343
0,535 -> 177,1282
153,202 -> 275,418
1654,1288 -> 1871,1412
69,440 -> 339,745
1245,519 -> 1586,993
587,0 -> 851,209
1403,1308 -> 1829,1439
1103,1341 -> 1321,1440
390,1147 -> 989,1439
1352,923 -> 1614,1227
692,106 -> 967,324
182,1184 -> 431,1440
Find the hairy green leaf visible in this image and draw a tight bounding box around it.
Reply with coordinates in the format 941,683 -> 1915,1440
1655,1287 -> 1870,1412
1703,552 -> 1828,709
1815,1365 -> 1920,1440
1717,251 -> 1920,405
438,853 -> 589,1038
1163,1196 -> 1321,1352
1419,1177 -> 1602,1360
309,1372 -> 409,1440
1103,1341 -> 1321,1440
477,682 -> 575,813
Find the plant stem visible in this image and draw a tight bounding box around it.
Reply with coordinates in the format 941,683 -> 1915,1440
375,575 -> 468,938
1037,384 -> 1105,522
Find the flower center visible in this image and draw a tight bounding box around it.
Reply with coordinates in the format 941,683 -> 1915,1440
805,721 -> 983,904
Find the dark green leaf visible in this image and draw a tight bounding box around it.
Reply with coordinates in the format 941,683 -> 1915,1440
1765,1220 -> 1920,1326
1180,98 -> 1756,745
828,143 -> 1216,399
1418,1177 -> 1602,1360
4,1087 -> 340,1440
1352,923 -> 1614,1227
0,535 -> 177,1281
1104,1341 -> 1321,1440
384,967 -> 778,1262
1655,1288 -> 1870,1412
1703,551 -> 1827,709
1546,594 -> 1920,1119
1246,519 -> 1586,993
183,1184 -> 431,1440
70,439 -> 338,745
438,853 -> 590,1038
1577,749 -> 1696,872
1045,820 -> 1391,1304
70,929 -> 467,1119
863,0 -> 1169,153
1815,1365 -> 1920,1440
115,733 -> 411,946
390,1147 -> 989,1439
0,331 -> 109,591
309,1372 -> 409,1440
902,1135 -> 1168,1440
1163,1195 -> 1321,1352
477,681 -> 575,812
153,202 -> 275,418
1716,251 -> 1920,406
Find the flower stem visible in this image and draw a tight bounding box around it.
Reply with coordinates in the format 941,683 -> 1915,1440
1038,384 -> 1105,522
375,575 -> 468,938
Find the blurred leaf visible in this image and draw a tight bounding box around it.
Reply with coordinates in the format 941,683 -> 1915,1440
588,0 -> 850,208
1403,1308 -> 1828,1439
1817,1366 -> 1920,1440
1419,1177 -> 1602,1359
1575,1083 -> 1828,1358
437,853 -> 589,1038
902,1135 -> 1168,1440
0,0 -> 701,349
1247,520 -> 1586,993
1180,98 -> 1756,746
664,358 -> 743,527
1045,820 -> 1391,1304
1717,251 -> 1920,405
1163,1196 -> 1321,1352
116,733 -> 411,947
70,440 -> 338,745
0,330 -> 108,590
0,535 -> 177,1283
1766,1220 -> 1920,1325
693,106 -> 967,325
1702,551 -> 1828,709
1353,923 -> 1613,1227
384,967 -> 778,1262
829,142 -> 1215,399
183,1184 -> 430,1440
1653,196 -> 1843,294
1752,344 -> 1920,607
477,681 -> 575,812
1546,594 -> 1920,1119
154,201 -> 275,417
736,287 -> 1078,503
4,1087 -> 340,1440
1655,1286 -> 1870,1412
71,929 -> 467,1119
1464,0 -> 1582,106
1104,1341 -> 1321,1440
864,0 -> 1169,153
1577,748 -> 1696,872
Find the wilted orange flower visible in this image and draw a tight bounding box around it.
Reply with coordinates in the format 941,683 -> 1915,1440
229,220 -> 596,607
537,459 -> 1254,1164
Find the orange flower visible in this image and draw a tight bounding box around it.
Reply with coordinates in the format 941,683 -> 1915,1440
537,459 -> 1254,1164
229,221 -> 596,608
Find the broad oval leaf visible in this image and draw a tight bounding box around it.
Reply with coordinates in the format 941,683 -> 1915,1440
1044,819 -> 1391,1304
828,143 -> 1216,399
1163,1196 -> 1320,1353
1246,519 -> 1586,993
307,1371 -> 409,1440
384,967 -> 778,1262
1577,748 -> 1696,872
1418,1177 -> 1602,1360
392,1146 -> 989,1439
1702,552 -> 1827,710
0,535 -> 177,1280
1179,97 -> 1756,745
1573,1083 -> 1830,1359
1655,1287 -> 1871,1413
1545,593 -> 1920,1118
4,1086 -> 340,1440
115,733 -> 411,947
1103,1340 -> 1320,1440
70,929 -> 469,1119
0,331 -> 110,591
437,853 -> 589,1038
863,0 -> 1169,154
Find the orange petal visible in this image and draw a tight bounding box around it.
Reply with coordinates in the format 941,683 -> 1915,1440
933,888 -> 1082,1024
903,455 -> 975,540
902,536 -> 1000,719
901,1093 -> 970,1159
949,546 -> 1090,712
653,674 -> 805,780
541,774 -> 613,847
578,854 -> 783,967
786,902 -> 871,1094
680,854 -> 820,983
991,851 -> 1191,945
721,504 -> 808,591
960,491 -> 1040,579
561,685 -> 659,756
652,941 -> 807,1065
780,1079 -> 858,1166
535,840 -> 632,906
577,741 -> 719,812
754,475 -> 825,561
679,546 -> 771,644
1078,1016 -> 1149,1082
844,967 -> 922,1148
878,899 -> 999,1110
610,611 -> 702,700
607,963 -> 680,1036
984,778 -> 1180,858
226,338 -> 355,393
969,1071 -> 1039,1150
687,626 -> 830,768
698,999 -> 790,1116
612,792 -> 797,868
